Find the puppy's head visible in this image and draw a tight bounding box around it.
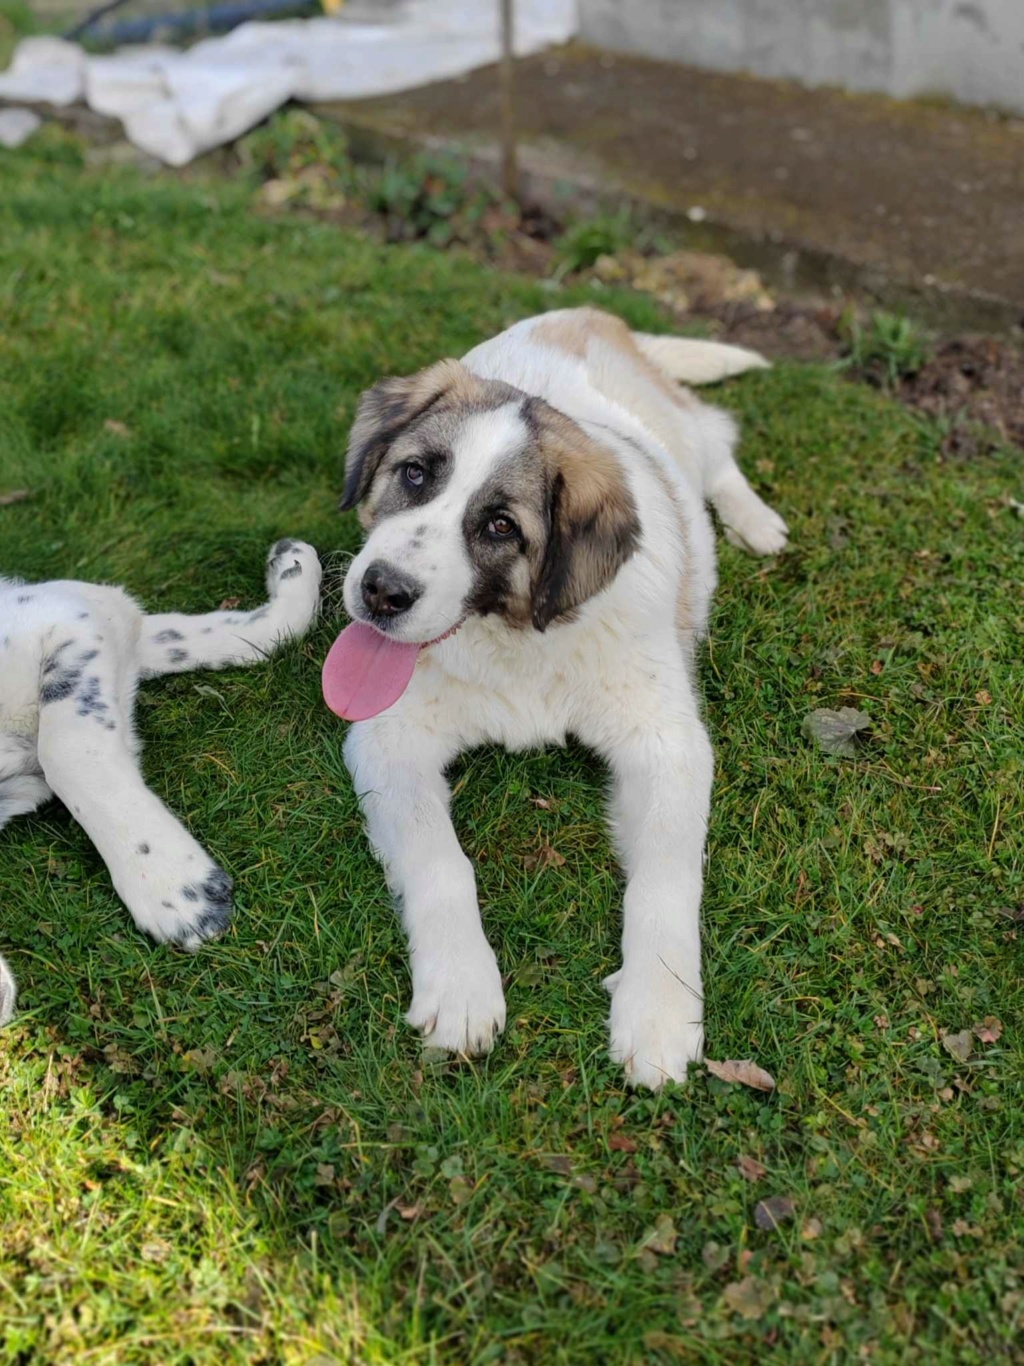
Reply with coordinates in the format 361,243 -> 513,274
340,359 -> 640,643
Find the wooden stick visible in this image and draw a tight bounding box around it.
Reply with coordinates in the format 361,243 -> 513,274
499,0 -> 518,200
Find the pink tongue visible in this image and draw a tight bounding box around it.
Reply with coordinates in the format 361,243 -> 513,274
322,621 -> 422,721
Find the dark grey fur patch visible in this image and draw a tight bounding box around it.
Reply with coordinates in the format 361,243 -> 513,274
40,673 -> 80,705
154,629 -> 184,643
137,842 -> 150,855
182,885 -> 199,902
75,676 -> 109,718
279,563 -> 302,580
167,648 -> 189,664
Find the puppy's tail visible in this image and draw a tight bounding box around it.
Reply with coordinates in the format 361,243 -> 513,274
634,333 -> 770,385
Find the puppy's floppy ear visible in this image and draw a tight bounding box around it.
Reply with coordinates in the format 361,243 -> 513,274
530,401 -> 640,632
340,358 -> 467,512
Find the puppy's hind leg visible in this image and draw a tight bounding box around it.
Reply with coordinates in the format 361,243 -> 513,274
36,634 -> 232,950
692,406 -> 789,557
138,540 -> 321,677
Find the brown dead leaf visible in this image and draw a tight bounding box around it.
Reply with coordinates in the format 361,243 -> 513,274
925,1208 -> 944,1242
538,1154 -> 573,1176
754,1195 -> 796,1230
643,1213 -> 678,1256
736,1155 -> 767,1182
0,489 -> 31,506
974,690 -> 992,706
973,1015 -> 1003,1044
941,1029 -> 974,1062
529,795 -> 555,809
723,1275 -> 775,1320
104,419 -> 131,438
397,1203 -> 422,1221
608,1132 -> 638,1154
870,659 -> 884,675
801,1217 -> 823,1242
523,843 -> 566,872
705,1058 -> 776,1092
218,596 -> 241,610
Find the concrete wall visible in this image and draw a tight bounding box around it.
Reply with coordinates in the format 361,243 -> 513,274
578,0 -> 1024,114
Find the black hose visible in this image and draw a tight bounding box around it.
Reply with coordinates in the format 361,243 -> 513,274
67,0 -> 317,46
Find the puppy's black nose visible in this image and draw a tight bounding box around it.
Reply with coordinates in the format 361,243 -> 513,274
361,560 -> 423,618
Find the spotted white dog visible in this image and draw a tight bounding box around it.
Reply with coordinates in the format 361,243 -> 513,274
324,307 -> 788,1090
0,539 -> 321,1025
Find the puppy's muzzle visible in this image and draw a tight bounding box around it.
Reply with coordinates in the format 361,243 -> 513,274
360,560 -> 423,621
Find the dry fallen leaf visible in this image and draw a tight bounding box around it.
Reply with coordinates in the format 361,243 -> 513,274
218,596 -> 241,610
736,1155 -> 767,1182
801,706 -> 872,758
973,1015 -> 1003,1044
754,1195 -> 796,1230
643,1213 -> 678,1256
104,418 -> 131,438
723,1275 -> 775,1320
608,1132 -> 638,1154
529,795 -> 555,809
801,1217 -> 823,1242
538,1154 -> 573,1176
705,1058 -> 776,1092
974,690 -> 992,706
523,843 -> 566,872
941,1029 -> 974,1062
0,489 -> 31,506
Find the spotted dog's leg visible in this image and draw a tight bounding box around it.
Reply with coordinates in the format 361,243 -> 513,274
36,635 -> 232,949
0,952 -> 15,1026
137,540 -> 321,677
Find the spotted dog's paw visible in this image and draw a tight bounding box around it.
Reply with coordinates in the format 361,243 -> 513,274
406,938 -> 507,1056
261,539 -> 322,638
0,952 -> 17,1027
112,831 -> 233,950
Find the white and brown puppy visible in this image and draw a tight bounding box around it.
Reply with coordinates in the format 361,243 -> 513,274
325,308 -> 786,1089
0,539 -> 321,1026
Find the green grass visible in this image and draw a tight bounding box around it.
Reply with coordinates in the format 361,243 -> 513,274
1,139 -> 1023,1366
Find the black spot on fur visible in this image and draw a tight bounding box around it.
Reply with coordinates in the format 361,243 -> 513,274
75,676 -> 109,717
182,885 -> 199,902
201,868 -> 233,909
279,563 -> 302,580
161,900 -> 173,909
154,629 -> 184,643
248,607 -> 269,621
137,842 -> 150,855
16,594 -> 32,604
167,648 -> 189,664
78,612 -> 89,620
40,673 -> 80,705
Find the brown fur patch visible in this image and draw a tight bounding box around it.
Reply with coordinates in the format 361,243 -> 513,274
340,360 -> 491,520
527,398 -> 640,631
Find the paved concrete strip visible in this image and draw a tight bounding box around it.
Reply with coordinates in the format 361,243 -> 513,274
317,44 -> 1024,325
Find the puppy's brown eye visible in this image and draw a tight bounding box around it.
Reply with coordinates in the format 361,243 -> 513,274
402,462 -> 425,489
486,514 -> 518,541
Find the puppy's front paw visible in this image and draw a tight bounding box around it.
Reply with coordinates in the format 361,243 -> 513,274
112,832 -> 233,950
407,940 -> 506,1056
605,964 -> 704,1090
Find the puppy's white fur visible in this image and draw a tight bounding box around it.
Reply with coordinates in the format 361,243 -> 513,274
342,308 -> 788,1089
0,539 -> 321,1025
